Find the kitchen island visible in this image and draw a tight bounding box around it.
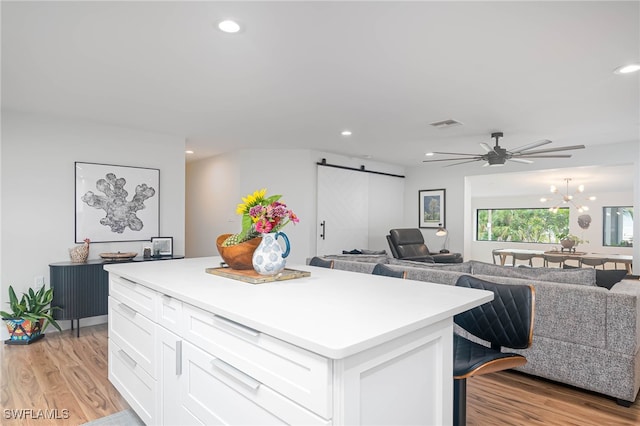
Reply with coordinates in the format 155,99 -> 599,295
105,256 -> 492,425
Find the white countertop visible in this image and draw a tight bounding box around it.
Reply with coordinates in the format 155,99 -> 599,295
105,257 -> 492,359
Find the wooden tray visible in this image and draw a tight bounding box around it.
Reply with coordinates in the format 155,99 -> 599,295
100,252 -> 138,260
205,266 -> 310,284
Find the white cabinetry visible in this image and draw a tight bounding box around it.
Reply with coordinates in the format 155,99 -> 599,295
106,257 -> 493,426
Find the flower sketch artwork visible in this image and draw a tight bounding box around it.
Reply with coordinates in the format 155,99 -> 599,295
75,162 -> 160,243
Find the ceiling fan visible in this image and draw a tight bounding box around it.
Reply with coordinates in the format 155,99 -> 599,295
423,132 -> 585,167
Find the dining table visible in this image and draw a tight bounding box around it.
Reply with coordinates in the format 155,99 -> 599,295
492,248 -> 633,274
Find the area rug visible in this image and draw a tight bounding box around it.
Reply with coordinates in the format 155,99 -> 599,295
80,409 -> 145,426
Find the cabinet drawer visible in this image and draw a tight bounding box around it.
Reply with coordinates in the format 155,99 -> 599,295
109,274 -> 157,320
109,296 -> 155,377
182,341 -> 330,426
108,338 -> 156,425
183,303 -> 332,418
157,294 -> 183,335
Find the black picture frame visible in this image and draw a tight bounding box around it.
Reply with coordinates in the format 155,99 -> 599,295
151,237 -> 173,257
75,162 -> 160,243
418,189 -> 445,229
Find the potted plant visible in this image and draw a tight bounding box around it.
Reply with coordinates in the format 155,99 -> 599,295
557,232 -> 586,252
1,284 -> 62,344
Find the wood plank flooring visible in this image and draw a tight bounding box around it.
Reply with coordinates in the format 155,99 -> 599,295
1,323 -> 639,425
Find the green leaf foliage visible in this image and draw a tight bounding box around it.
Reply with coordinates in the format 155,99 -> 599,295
477,207 -> 570,243
1,284 -> 62,332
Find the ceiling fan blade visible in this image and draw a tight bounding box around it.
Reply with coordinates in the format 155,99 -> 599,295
479,143 -> 493,152
423,156 -> 482,162
516,144 -> 585,155
516,154 -> 572,158
509,139 -> 552,154
509,158 -> 534,164
443,159 -> 483,167
431,151 -> 483,156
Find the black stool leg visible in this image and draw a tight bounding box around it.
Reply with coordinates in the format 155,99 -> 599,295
453,378 -> 466,426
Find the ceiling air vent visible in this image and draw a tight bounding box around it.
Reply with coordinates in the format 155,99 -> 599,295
429,119 -> 463,129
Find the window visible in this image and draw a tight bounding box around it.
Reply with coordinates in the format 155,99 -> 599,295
603,207 -> 633,247
477,208 -> 569,243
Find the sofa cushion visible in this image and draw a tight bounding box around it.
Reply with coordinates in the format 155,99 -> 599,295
323,254 -> 389,263
330,259 -> 378,274
473,274 -> 608,349
387,258 -> 470,272
563,265 -> 628,290
470,260 -> 596,286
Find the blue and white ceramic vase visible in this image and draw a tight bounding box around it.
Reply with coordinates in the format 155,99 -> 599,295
252,232 -> 290,276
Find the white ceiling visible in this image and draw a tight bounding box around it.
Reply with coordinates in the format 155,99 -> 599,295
2,1 -> 639,167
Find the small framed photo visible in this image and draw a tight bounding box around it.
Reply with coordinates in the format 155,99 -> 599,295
418,189 -> 445,229
151,237 -> 173,257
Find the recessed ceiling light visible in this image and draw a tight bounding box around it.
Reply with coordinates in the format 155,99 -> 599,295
185,150 -> 194,154
341,130 -> 352,136
614,63 -> 640,74
425,152 -> 435,157
217,20 -> 241,33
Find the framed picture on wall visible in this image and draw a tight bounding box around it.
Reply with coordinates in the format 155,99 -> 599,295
151,237 -> 173,257
418,189 -> 445,229
75,162 -> 160,243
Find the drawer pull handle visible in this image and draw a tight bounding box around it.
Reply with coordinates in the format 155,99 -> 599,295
175,340 -> 182,375
211,359 -> 261,390
118,349 -> 137,368
117,277 -> 137,287
118,303 -> 137,317
213,315 -> 260,338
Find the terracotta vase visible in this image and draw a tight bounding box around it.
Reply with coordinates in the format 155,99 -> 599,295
216,234 -> 262,270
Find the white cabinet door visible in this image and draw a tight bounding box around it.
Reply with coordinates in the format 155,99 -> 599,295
317,166 -> 368,255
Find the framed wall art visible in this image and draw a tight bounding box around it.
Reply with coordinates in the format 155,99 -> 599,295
151,237 -> 173,257
418,189 -> 445,229
75,162 -> 160,243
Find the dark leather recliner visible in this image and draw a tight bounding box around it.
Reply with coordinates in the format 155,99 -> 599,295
387,228 -> 463,263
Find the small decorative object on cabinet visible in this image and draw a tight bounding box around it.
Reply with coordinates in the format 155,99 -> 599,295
1,284 -> 62,344
151,237 -> 173,257
69,238 -> 90,263
252,232 -> 290,275
217,189 -> 298,271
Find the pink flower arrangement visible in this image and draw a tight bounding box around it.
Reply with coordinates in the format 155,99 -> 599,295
249,200 -> 299,234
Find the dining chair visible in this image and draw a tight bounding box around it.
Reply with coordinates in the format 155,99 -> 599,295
453,275 -> 535,426
579,257 -> 607,269
512,252 -> 535,267
543,254 -> 566,268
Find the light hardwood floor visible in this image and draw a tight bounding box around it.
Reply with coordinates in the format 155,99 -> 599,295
1,323 -> 639,425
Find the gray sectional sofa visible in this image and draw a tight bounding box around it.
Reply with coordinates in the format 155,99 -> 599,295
308,254 -> 640,405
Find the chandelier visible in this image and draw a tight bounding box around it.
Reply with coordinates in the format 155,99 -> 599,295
540,178 -> 596,213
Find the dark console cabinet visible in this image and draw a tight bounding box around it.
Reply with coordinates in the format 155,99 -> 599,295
50,260 -> 109,337
50,256 -> 183,337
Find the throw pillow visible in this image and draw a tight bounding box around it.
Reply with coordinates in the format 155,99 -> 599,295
563,265 -> 628,289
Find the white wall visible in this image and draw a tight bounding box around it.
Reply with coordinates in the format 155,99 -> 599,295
403,141 -> 639,262
186,150 -> 405,263
0,111 -> 185,337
